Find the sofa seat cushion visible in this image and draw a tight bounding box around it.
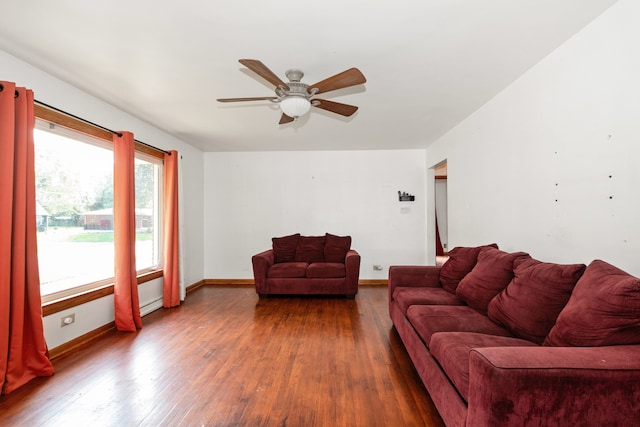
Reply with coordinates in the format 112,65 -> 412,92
430,332 -> 538,402
456,247 -> 529,315
306,262 -> 346,278
407,305 -> 513,348
393,287 -> 465,314
545,260 -> 640,347
439,243 -> 499,294
488,257 -> 586,344
268,262 -> 308,278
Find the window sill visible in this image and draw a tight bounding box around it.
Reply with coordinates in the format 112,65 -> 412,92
42,269 -> 164,317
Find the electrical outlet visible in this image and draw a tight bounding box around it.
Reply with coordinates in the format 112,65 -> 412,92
61,313 -> 75,327
373,265 -> 383,271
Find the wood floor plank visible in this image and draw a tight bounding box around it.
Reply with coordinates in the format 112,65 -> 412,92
0,286 -> 444,426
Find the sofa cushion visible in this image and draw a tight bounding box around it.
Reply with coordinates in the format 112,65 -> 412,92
295,235 -> 326,263
324,233 -> 352,263
306,262 -> 346,279
407,305 -> 513,348
267,262 -> 308,278
393,287 -> 465,314
488,257 -> 586,344
439,244 -> 499,294
430,332 -> 538,402
272,233 -> 300,263
544,260 -> 640,347
456,247 -> 529,315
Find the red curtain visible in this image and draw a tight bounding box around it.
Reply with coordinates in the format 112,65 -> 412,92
0,81 -> 55,394
113,131 -> 142,332
162,150 -> 180,308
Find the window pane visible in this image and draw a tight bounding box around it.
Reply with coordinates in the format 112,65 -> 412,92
34,126 -> 115,297
135,156 -> 161,271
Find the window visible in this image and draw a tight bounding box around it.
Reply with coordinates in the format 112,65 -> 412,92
134,154 -> 163,272
34,114 -> 163,303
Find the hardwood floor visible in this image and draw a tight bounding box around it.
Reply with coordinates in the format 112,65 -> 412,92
0,286 -> 444,427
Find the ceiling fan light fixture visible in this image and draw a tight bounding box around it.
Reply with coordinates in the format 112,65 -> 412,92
280,96 -> 311,119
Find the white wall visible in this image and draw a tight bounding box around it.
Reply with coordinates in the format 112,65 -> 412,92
1,50 -> 205,348
203,150 -> 428,280
426,0 -> 640,276
42,279 -> 163,349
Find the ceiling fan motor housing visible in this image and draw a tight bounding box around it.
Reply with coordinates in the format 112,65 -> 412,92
276,81 -> 314,99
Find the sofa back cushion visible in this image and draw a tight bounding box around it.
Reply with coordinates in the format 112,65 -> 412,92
487,257 -> 586,344
455,247 -> 529,315
544,260 -> 640,347
272,233 -> 300,263
324,233 -> 352,263
295,235 -> 326,263
439,244 -> 499,294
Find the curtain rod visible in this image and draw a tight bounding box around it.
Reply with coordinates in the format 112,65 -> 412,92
34,99 -> 172,156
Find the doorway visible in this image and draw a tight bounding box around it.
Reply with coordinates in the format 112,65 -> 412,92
434,162 -> 448,264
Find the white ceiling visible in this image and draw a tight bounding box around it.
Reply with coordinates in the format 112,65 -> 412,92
0,0 -> 617,152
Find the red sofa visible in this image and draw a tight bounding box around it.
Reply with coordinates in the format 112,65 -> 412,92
389,244 -> 640,426
252,233 -> 360,297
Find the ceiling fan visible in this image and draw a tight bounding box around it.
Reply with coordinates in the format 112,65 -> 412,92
217,59 -> 366,124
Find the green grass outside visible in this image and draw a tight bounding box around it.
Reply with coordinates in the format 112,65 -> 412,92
70,232 -> 153,242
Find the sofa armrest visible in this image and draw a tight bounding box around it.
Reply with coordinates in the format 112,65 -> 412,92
388,265 -> 442,306
344,249 -> 361,294
467,345 -> 640,426
252,249 -> 274,294
388,265 -> 442,289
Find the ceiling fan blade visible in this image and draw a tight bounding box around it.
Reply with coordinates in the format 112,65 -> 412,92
279,113 -> 295,124
239,59 -> 290,90
312,99 -> 359,117
217,97 -> 278,102
309,68 -> 366,95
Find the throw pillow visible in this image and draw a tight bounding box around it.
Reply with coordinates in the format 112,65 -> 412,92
324,233 -> 352,263
439,244 -> 499,294
455,247 -> 529,315
272,233 -> 300,263
544,260 -> 640,347
487,257 -> 586,344
295,235 -> 326,263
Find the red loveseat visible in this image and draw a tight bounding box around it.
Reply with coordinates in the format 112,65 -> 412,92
389,244 -> 640,426
252,233 -> 360,298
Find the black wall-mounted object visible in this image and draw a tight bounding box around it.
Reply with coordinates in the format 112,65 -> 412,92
398,191 -> 415,202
